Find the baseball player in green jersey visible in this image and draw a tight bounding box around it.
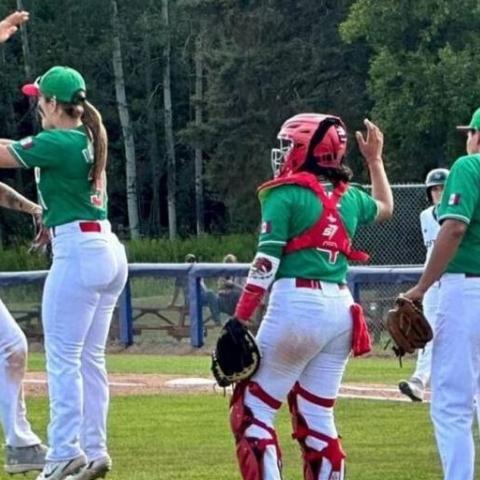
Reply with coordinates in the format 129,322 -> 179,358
0,11 -> 49,475
0,66 -> 128,480
405,107 -> 480,480
229,113 -> 393,480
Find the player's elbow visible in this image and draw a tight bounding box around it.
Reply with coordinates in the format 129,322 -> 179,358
376,201 -> 394,222
442,219 -> 467,240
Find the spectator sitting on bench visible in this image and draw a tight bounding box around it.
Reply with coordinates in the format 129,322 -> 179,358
168,253 -> 222,326
217,253 -> 245,316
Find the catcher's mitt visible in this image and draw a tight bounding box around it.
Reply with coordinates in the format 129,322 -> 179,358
211,318 -> 261,387
386,295 -> 433,358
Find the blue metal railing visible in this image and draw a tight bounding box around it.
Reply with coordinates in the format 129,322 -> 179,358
0,264 -> 423,348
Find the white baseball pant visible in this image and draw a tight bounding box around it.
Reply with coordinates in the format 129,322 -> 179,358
0,299 -> 41,447
431,274 -> 480,480
244,278 -> 353,479
410,282 -> 439,387
42,220 -> 128,463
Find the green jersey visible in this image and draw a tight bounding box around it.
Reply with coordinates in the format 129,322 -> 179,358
438,154 -> 480,275
258,183 -> 378,283
8,127 -> 107,228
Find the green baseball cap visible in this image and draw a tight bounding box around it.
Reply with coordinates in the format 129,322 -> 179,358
22,66 -> 86,103
457,107 -> 480,132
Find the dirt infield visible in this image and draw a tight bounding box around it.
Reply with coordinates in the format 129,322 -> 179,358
23,372 -> 430,402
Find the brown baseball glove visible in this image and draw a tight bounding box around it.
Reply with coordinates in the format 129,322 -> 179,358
386,295 -> 433,358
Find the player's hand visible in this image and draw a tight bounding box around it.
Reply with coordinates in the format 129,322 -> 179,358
402,284 -> 426,304
355,119 -> 384,166
29,209 -> 50,254
0,11 -> 29,43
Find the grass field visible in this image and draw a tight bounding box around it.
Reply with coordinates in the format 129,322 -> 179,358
3,353 -> 464,480
28,352 -> 417,382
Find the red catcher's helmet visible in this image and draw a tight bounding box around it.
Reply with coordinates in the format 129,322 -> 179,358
271,113 -> 347,177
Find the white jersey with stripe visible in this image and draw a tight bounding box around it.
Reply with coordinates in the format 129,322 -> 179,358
420,205 -> 440,264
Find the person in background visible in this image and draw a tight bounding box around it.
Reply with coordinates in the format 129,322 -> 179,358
398,168 -> 449,401
217,253 -> 245,316
168,254 -> 222,325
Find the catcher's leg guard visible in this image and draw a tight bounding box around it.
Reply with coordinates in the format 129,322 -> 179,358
288,382 -> 346,480
230,380 -> 283,480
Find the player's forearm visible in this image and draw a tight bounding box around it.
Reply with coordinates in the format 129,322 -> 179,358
0,139 -> 13,146
369,162 -> 393,221
235,252 -> 280,321
417,220 -> 465,292
0,182 -> 40,214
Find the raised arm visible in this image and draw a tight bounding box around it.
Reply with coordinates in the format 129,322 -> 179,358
0,11 -> 29,43
356,119 -> 394,222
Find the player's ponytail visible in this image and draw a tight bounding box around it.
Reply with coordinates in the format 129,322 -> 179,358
81,100 -> 108,188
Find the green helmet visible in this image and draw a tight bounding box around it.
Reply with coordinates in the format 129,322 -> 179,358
425,168 -> 449,202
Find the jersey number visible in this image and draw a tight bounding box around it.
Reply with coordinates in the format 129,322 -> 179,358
316,247 -> 339,264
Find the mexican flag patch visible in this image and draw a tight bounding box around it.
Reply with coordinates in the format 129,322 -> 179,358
261,221 -> 272,234
448,193 -> 461,206
19,136 -> 34,149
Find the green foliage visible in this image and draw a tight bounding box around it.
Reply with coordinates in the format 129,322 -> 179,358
0,234 -> 257,271
341,0 -> 480,179
125,233 -> 257,262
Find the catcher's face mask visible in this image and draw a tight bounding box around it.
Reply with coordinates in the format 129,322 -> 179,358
271,136 -> 293,177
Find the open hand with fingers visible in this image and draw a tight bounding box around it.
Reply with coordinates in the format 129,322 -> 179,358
355,118 -> 384,167
0,11 -> 29,43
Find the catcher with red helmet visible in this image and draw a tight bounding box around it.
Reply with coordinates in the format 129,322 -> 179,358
225,114 -> 393,480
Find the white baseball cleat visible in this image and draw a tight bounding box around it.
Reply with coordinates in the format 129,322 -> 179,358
398,379 -> 424,402
66,456 -> 112,480
35,455 -> 87,480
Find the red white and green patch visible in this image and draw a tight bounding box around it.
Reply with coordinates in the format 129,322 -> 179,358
448,193 -> 461,206
19,136 -> 34,150
261,221 -> 272,234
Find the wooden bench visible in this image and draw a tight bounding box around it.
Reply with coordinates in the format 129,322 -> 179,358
131,304 -> 217,341
12,307 -> 43,341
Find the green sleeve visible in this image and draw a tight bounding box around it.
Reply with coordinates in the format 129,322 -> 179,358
8,131 -> 63,169
350,185 -> 379,225
438,156 -> 479,225
257,187 -> 291,258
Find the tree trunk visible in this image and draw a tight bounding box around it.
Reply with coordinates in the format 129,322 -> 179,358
194,34 -> 205,236
16,0 -> 32,79
16,0 -> 37,131
111,0 -> 140,239
162,0 -> 177,240
143,16 -> 162,236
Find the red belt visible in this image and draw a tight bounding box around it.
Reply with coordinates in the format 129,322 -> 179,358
79,221 -> 102,233
295,278 -> 347,290
51,221 -> 102,237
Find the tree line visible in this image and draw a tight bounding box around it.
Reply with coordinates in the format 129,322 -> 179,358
0,0 -> 478,243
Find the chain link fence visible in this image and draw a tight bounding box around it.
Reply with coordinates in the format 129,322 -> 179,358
354,184 -> 429,266
353,184 -> 428,351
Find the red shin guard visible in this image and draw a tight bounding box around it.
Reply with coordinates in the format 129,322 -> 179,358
230,381 -> 282,480
288,382 -> 346,480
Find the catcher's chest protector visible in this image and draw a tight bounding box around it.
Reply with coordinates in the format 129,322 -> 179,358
259,172 -> 369,262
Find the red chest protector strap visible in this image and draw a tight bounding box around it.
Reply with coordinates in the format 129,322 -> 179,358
258,172 -> 369,263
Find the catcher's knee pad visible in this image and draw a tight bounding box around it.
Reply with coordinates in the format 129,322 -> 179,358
288,382 -> 346,480
230,380 -> 282,480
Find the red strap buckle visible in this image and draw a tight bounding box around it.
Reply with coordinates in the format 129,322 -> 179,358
79,221 -> 101,233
